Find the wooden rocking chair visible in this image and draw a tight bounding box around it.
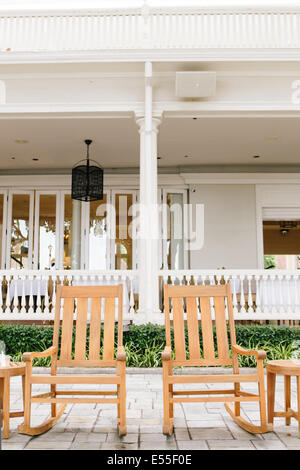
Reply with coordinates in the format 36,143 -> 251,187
162,283 -> 272,435
18,284 -> 127,436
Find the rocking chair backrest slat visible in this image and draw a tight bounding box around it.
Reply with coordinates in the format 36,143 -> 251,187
89,298 -> 102,360
164,283 -> 234,366
186,297 -> 201,360
103,297 -> 116,361
53,284 -> 123,366
199,296 -> 215,361
214,296 -> 230,361
60,297 -> 75,361
74,298 -> 88,361
172,297 -> 186,361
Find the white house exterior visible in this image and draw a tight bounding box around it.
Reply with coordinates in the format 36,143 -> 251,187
0,0 -> 300,323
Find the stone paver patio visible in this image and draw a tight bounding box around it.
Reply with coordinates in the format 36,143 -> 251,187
2,369 -> 300,450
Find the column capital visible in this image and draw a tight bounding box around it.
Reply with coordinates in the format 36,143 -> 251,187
135,115 -> 162,134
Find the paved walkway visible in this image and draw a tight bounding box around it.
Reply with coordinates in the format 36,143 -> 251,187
2,371 -> 300,450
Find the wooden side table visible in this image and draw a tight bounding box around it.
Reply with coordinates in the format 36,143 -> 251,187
0,362 -> 25,439
267,360 -> 300,436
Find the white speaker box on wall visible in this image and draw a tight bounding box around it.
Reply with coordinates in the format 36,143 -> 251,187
175,71 -> 216,98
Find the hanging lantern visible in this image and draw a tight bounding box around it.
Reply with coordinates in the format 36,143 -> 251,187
72,139 -> 104,202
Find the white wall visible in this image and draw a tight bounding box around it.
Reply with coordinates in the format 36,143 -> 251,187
189,184 -> 258,269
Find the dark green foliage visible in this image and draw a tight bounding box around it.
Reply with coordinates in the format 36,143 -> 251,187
234,325 -> 300,348
0,324 -> 54,355
123,323 -> 166,349
124,323 -> 300,350
1,323 -> 300,367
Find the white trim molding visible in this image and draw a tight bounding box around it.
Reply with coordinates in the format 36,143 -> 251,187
1,173 -> 300,190
2,50 -> 300,64
0,173 -> 300,189
181,173 -> 300,185
262,207 -> 300,219
0,173 -> 187,189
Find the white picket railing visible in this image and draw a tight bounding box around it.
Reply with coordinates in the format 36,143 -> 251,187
0,8 -> 300,52
159,270 -> 300,320
2,268 -> 300,322
0,269 -> 138,321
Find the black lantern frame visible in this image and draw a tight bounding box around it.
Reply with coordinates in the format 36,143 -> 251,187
72,139 -> 104,202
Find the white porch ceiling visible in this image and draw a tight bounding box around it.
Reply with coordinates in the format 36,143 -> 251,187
0,116 -> 299,171
159,117 -> 300,168
0,117 -> 140,170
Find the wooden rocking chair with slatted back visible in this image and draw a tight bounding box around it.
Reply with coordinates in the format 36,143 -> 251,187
162,283 -> 272,436
18,284 -> 127,436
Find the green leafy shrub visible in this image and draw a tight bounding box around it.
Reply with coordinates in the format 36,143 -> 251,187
234,324 -> 300,348
0,324 -> 54,355
1,323 -> 300,367
123,323 -> 166,349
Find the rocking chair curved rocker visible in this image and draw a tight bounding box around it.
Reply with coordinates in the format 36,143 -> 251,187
18,284 -> 126,436
162,283 -> 272,436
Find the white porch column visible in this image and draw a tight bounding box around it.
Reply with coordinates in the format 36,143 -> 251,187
136,62 -> 161,324
71,199 -> 81,269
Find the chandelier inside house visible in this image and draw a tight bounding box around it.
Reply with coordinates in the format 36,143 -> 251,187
72,139 -> 104,202
279,221 -> 297,237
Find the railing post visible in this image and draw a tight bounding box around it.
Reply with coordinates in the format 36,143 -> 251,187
247,274 -> 254,314
231,274 -> 238,314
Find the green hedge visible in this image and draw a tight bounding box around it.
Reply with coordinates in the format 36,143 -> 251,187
126,323 -> 300,350
1,323 -> 300,367
0,324 -> 54,355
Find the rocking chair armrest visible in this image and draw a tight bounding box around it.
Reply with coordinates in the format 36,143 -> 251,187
232,344 -> 266,360
22,346 -> 58,363
162,346 -> 172,361
116,346 -> 126,362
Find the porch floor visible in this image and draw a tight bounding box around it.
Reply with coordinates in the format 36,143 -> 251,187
2,371 -> 299,451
